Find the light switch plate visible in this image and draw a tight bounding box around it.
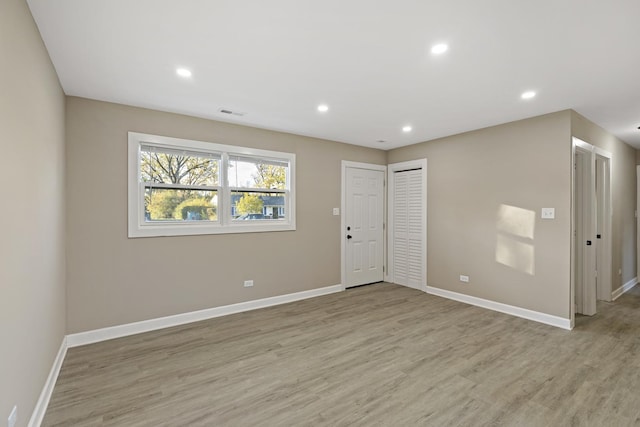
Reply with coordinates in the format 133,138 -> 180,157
541,208 -> 555,219
333,208 -> 340,216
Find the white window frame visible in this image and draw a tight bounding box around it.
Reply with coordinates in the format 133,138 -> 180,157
128,132 -> 296,238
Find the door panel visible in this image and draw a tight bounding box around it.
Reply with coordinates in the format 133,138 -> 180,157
345,167 -> 384,287
574,146 -> 597,316
392,168 -> 424,290
595,155 -> 611,301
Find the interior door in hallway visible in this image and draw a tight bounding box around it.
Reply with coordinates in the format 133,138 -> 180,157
345,167 -> 384,288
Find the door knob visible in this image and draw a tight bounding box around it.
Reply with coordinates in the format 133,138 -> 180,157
347,234 -> 352,239
586,240 -> 592,246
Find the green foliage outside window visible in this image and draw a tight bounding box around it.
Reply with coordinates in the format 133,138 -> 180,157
147,189 -> 183,220
235,194 -> 264,215
174,198 -> 217,220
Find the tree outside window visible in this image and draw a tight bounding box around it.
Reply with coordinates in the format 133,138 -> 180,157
141,149 -> 218,221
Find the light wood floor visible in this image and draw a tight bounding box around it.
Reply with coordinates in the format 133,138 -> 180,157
43,283 -> 640,426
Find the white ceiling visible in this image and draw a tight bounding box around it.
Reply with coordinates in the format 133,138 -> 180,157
27,0 -> 640,150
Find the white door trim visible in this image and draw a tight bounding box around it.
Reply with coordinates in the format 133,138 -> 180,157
387,159 -> 427,291
341,161 -> 387,290
595,151 -> 612,302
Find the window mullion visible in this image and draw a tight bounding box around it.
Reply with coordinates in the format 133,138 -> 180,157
221,152 -> 229,226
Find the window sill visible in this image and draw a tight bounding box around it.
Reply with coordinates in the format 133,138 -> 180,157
128,221 -> 296,238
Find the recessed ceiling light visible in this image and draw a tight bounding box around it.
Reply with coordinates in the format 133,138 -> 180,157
402,125 -> 412,133
317,104 -> 329,112
176,68 -> 192,78
431,43 -> 449,55
521,91 -> 536,100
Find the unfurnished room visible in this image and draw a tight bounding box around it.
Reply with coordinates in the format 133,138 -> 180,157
2,0 -> 640,426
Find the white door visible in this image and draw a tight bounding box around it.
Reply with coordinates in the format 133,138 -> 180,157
595,155 -> 612,302
345,167 -> 384,288
391,168 -> 425,290
574,148 -> 596,315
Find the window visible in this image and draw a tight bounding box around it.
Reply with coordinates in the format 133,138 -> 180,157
128,132 -> 295,237
228,155 -> 288,222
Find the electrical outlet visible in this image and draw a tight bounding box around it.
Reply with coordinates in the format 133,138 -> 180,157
243,280 -> 254,287
460,275 -> 469,283
8,406 -> 17,427
332,207 -> 340,216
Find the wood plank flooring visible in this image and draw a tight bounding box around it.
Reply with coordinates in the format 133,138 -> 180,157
43,283 -> 640,426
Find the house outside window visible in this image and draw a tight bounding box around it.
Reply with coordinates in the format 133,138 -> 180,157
230,194 -> 285,220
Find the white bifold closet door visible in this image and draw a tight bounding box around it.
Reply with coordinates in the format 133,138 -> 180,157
392,168 -> 424,290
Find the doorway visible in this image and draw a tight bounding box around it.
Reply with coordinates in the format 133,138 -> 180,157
572,137 -> 612,323
341,162 -> 385,288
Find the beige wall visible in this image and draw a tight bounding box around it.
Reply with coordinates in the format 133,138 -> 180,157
571,111 -> 637,290
388,111 -> 573,318
0,0 -> 66,425
636,149 -> 640,165
65,97 -> 386,333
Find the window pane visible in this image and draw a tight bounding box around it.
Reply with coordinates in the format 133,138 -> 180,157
144,188 -> 218,222
228,156 -> 287,189
231,191 -> 286,221
141,146 -> 219,186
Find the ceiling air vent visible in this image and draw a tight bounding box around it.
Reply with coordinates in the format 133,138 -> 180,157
219,108 -> 246,117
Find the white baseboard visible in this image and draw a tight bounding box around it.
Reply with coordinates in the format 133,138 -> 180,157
28,337 -> 68,427
426,286 -> 572,330
67,284 -> 343,348
612,277 -> 638,301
